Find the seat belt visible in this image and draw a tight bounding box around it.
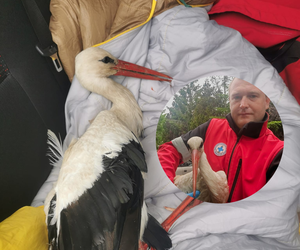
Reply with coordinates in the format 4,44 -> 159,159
21,0 -> 63,72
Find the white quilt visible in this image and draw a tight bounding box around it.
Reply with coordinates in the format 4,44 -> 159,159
32,5 -> 300,249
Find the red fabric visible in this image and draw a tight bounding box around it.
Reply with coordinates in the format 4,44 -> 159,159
279,61 -> 300,105
157,142 -> 183,182
208,1 -> 300,105
208,0 -> 300,48
204,118 -> 283,202
278,37 -> 300,105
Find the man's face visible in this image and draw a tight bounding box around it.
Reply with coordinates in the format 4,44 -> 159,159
229,78 -> 270,129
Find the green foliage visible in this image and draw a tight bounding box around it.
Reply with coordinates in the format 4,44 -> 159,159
267,121 -> 283,140
156,76 -> 233,148
266,101 -> 283,140
156,113 -> 167,147
190,79 -> 230,128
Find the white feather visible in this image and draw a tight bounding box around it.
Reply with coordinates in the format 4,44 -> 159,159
140,201 -> 148,239
46,130 -> 64,165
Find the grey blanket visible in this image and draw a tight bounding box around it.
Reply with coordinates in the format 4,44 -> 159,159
33,5 -> 300,249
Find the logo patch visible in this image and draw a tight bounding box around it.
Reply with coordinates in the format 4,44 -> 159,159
214,143 -> 227,156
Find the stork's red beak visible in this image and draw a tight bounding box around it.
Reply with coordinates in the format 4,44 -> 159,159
112,60 -> 172,82
159,147 -> 203,236
191,149 -> 200,198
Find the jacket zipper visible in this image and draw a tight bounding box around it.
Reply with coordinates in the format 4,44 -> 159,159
226,136 -> 241,202
228,159 -> 242,202
227,136 -> 241,180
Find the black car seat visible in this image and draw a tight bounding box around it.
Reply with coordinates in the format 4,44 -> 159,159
0,0 -> 70,221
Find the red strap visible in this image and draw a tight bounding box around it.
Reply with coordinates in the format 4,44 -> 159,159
157,142 -> 183,182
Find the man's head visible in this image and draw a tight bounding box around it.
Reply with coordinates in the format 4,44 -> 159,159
229,78 -> 270,129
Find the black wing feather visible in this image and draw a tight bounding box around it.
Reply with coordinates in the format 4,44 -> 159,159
122,138 -> 147,173
143,214 -> 172,250
48,140 -> 146,250
47,194 -> 58,250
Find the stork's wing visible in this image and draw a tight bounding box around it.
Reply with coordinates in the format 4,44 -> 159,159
48,140 -> 147,250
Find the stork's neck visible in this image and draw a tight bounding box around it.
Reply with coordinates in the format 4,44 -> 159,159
82,77 -> 143,137
199,152 -> 217,180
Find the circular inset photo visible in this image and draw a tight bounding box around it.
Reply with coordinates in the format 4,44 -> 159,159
156,76 -> 284,203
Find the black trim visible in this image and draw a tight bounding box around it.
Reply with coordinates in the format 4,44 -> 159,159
182,113 -> 268,149
258,37 -> 300,73
228,159 -> 242,202
226,113 -> 268,139
266,149 -> 283,182
181,119 -> 212,149
226,136 -> 241,182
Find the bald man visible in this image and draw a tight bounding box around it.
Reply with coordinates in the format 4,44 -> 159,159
158,78 -> 284,202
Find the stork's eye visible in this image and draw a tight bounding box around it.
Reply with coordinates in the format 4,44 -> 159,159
99,56 -> 114,64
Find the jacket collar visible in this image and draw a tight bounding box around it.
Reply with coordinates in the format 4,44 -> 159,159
226,113 -> 269,138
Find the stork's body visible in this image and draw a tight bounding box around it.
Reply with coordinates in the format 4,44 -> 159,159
174,137 -> 229,203
44,47 -> 171,250
161,137 -> 229,231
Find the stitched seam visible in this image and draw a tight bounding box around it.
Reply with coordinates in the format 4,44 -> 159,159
276,85 -> 286,105
151,181 -> 173,196
157,7 -> 182,72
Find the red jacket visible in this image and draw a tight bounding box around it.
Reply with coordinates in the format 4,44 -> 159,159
208,0 -> 300,105
157,113 -> 283,202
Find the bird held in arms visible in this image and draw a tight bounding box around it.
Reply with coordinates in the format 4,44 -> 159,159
44,47 -> 172,250
174,137 -> 229,203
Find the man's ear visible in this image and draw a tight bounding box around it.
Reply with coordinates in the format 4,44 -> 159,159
265,96 -> 271,110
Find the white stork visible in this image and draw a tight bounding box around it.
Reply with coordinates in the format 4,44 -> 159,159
44,47 -> 172,250
174,137 -> 229,203
162,137 -> 228,228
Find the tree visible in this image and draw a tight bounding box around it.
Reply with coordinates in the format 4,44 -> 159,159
156,76 -> 233,148
156,112 -> 167,146
166,81 -> 201,135
267,101 -> 283,140
189,77 -> 231,128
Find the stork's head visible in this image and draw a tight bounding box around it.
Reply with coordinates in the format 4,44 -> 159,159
187,137 -> 203,152
75,47 -> 173,83
75,47 -> 119,79
187,137 -> 204,198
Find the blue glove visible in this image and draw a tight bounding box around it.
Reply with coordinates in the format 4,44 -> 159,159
187,190 -> 200,199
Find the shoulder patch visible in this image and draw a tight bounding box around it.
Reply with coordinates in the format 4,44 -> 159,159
214,143 -> 227,156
